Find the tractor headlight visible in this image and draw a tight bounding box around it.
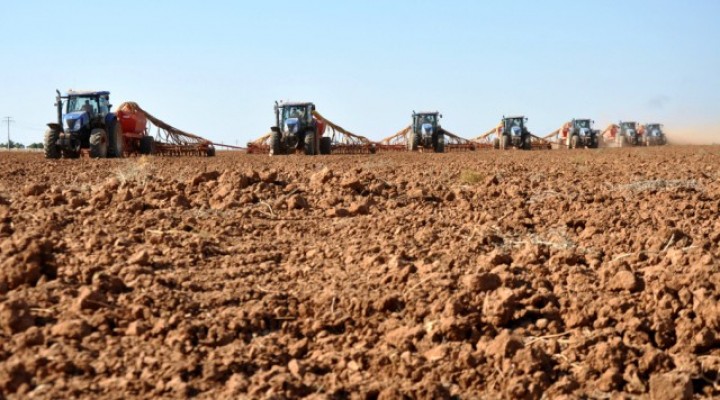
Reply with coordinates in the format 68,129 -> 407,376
511,126 -> 522,136
74,119 -> 83,131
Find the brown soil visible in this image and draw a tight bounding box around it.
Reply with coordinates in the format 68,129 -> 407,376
1,146 -> 719,399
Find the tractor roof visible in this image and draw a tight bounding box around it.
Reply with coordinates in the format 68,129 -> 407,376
414,111 -> 440,115
278,101 -> 314,107
66,90 -> 110,97
504,115 -> 526,120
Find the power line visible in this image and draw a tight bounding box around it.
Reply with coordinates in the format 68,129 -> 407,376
2,117 -> 14,149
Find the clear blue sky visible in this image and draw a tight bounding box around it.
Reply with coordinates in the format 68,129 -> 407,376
1,0 -> 719,146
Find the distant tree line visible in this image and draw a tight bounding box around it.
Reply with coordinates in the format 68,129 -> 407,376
0,141 -> 44,149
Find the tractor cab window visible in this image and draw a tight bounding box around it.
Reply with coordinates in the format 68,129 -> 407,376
98,96 -> 110,116
285,106 -> 306,120
576,120 -> 589,128
506,119 -> 522,129
422,115 -> 436,124
67,96 -> 99,116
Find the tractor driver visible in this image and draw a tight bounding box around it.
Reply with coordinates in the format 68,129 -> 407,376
81,100 -> 94,116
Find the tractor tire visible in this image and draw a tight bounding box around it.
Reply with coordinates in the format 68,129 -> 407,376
523,136 -> 532,150
407,132 -> 420,151
570,135 -> 579,149
206,146 -> 216,157
319,137 -> 332,155
89,129 -> 109,158
270,130 -> 283,156
44,129 -> 60,159
493,138 -> 500,149
139,135 -> 155,155
435,133 -> 445,153
304,131 -> 316,155
109,123 -> 124,158
501,135 -> 511,150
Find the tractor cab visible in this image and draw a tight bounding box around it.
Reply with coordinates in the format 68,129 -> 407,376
503,116 -> 528,137
276,101 -> 316,136
58,90 -> 112,134
644,123 -> 664,137
571,119 -> 595,136
619,121 -> 638,137
412,111 -> 441,137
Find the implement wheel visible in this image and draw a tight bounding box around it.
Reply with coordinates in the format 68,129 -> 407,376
319,137 -> 332,155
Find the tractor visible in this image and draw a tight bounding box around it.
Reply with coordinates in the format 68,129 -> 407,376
639,123 -> 667,146
562,119 -> 600,148
44,90 -> 124,159
270,101 -> 331,155
615,121 -> 641,147
408,111 -> 445,152
494,116 -> 532,150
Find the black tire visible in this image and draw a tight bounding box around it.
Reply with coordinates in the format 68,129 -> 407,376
206,146 -> 216,157
139,135 -> 155,155
570,135 -> 579,149
407,131 -> 420,151
44,129 -> 60,159
501,135 -> 511,150
435,133 -> 445,153
109,122 -> 124,158
522,136 -> 532,150
270,130 -> 283,156
319,137 -> 332,155
304,131 -> 316,155
89,129 -> 108,158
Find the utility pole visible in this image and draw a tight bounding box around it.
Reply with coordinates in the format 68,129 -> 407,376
2,117 -> 14,150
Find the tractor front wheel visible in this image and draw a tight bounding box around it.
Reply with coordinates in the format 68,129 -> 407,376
89,129 -> 109,158
319,137 -> 332,155
44,129 -> 60,159
304,131 -> 316,155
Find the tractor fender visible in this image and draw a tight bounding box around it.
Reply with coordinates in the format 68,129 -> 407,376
47,122 -> 62,131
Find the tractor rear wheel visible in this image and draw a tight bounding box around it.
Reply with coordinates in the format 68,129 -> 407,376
501,135 -> 510,150
44,129 -> 60,159
206,146 -> 216,157
408,132 -> 420,151
319,137 -> 332,155
435,133 -> 445,153
304,131 -> 316,155
270,130 -> 283,155
570,135 -> 579,149
523,136 -> 532,150
140,135 -> 155,155
109,123 -> 124,158
89,129 -> 109,158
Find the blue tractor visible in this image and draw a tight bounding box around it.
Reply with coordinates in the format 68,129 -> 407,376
408,111 -> 445,152
44,90 -> 124,159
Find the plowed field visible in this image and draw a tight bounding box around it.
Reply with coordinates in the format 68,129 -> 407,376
1,146 -> 719,399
